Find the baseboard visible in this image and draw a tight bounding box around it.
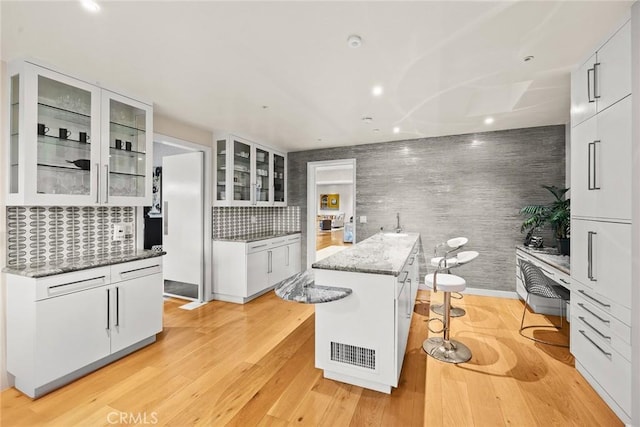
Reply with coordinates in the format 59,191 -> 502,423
463,287 -> 519,299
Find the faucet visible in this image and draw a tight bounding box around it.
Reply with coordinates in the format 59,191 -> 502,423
395,212 -> 403,233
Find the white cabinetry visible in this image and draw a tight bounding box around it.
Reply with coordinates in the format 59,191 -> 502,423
571,96 -> 632,221
569,16 -> 632,424
4,60 -> 153,206
213,234 -> 301,303
214,135 -> 286,206
6,257 -> 163,398
570,21 -> 631,127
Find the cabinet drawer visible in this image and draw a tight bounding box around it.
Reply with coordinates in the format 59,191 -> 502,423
572,291 -> 631,361
570,219 -> 631,309
571,280 -> 630,326
571,317 -> 631,416
36,267 -> 111,301
111,257 -> 163,283
247,241 -> 270,254
286,234 -> 301,243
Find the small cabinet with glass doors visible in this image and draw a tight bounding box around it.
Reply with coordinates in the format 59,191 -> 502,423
214,135 -> 286,206
4,60 -> 152,206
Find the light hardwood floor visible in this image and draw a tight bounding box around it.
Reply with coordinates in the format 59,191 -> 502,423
316,229 -> 352,250
1,291 -> 622,426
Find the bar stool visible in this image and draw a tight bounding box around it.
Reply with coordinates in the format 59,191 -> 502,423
423,264 -> 472,363
430,237 -> 470,318
429,250 -> 479,317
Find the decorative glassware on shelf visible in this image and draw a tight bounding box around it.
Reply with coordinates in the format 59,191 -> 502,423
274,154 -> 285,202
36,76 -> 92,195
216,139 -> 226,201
108,99 -> 146,198
233,139 -> 251,201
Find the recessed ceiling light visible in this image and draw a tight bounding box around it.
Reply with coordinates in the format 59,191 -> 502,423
80,0 -> 100,12
261,105 -> 269,109
484,117 -> 494,125
362,117 -> 373,124
523,55 -> 535,62
347,34 -> 362,49
373,128 -> 380,132
393,127 -> 400,134
372,85 -> 383,97
317,138 -> 323,142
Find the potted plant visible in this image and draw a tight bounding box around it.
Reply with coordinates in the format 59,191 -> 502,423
520,185 -> 571,255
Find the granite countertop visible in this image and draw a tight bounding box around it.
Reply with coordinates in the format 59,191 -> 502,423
516,245 -> 570,275
214,231 -> 301,243
312,232 -> 420,276
274,269 -> 352,304
2,250 -> 166,278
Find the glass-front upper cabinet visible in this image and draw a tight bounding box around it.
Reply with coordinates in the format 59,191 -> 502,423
101,91 -> 152,206
213,135 -> 286,207
6,61 -> 101,206
273,152 -> 286,206
5,60 -> 152,206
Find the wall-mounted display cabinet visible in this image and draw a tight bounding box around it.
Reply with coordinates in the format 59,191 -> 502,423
214,135 -> 286,206
4,60 -> 153,206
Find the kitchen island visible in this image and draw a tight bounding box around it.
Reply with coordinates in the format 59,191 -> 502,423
312,232 -> 420,393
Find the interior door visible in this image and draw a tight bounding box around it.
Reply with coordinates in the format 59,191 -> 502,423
162,152 -> 204,293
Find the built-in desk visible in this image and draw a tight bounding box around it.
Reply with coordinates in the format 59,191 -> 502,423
515,246 -> 570,316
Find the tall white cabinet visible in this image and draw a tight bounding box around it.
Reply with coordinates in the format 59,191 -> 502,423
4,60 -> 153,206
570,18 -> 633,424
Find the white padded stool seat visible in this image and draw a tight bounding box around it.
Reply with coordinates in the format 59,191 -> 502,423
425,273 -> 466,293
446,237 -> 468,249
456,250 -> 479,264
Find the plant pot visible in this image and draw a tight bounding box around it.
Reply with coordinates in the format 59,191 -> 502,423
558,238 -> 570,256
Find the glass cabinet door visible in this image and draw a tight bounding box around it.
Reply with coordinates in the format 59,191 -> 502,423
36,75 -> 95,197
255,147 -> 271,205
9,75 -> 20,195
273,153 -> 286,205
232,138 -> 252,203
102,92 -> 152,205
215,139 -> 228,202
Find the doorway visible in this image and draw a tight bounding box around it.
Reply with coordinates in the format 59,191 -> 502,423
306,159 -> 356,268
139,134 -> 212,302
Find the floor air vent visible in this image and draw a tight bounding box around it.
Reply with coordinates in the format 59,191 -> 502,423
330,342 -> 376,370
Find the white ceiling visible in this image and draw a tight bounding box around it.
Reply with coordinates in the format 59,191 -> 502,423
1,1 -> 633,152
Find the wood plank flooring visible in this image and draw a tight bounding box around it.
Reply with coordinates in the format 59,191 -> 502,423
316,229 -> 352,250
1,291 -> 622,426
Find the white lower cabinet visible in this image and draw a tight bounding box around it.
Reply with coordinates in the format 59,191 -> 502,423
6,257 -> 163,398
213,234 -> 301,303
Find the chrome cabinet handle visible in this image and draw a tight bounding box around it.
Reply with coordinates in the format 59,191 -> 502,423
286,246 -> 290,266
593,62 -> 601,99
268,251 -> 272,273
95,163 -> 100,203
115,286 -> 120,327
251,244 -> 267,249
578,289 -> 610,308
163,202 -> 169,235
559,278 -> 570,285
588,142 -> 593,190
104,165 -> 109,203
579,330 -> 611,359
587,67 -> 595,103
399,271 -> 409,283
587,231 -> 596,281
406,279 -> 412,318
588,141 -> 601,190
577,302 -> 610,324
579,316 -> 610,341
106,288 -> 111,331
408,256 -> 415,266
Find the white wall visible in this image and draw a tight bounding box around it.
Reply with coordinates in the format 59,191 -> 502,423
630,3 -> 640,425
317,184 -> 354,222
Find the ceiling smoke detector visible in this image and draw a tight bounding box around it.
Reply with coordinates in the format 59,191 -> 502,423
347,35 -> 362,48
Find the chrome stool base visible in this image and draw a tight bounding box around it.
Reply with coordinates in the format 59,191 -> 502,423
430,303 -> 466,317
423,337 -> 472,364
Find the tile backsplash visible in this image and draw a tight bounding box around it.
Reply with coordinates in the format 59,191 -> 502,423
212,206 -> 300,239
6,206 -> 136,269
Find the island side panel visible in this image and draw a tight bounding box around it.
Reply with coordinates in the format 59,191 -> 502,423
314,269 -> 397,393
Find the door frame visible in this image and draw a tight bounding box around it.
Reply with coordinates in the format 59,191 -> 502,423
136,133 -> 213,302
306,158 -> 356,269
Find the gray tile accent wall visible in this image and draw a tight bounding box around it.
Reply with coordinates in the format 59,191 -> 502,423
212,206 -> 300,239
288,125 -> 566,292
6,206 -> 136,269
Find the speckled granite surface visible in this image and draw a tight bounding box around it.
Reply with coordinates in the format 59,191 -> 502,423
312,232 -> 420,276
213,231 -> 300,242
274,269 -> 352,304
2,250 -> 166,278
516,245 -> 570,275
